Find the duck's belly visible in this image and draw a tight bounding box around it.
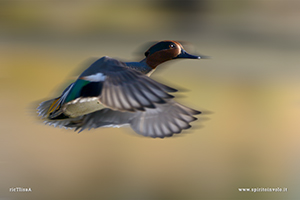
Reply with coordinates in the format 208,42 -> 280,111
64,97 -> 105,118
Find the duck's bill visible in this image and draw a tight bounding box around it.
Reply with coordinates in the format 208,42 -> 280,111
176,50 -> 201,59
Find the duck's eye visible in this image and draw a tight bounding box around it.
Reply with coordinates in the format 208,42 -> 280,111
169,44 -> 175,48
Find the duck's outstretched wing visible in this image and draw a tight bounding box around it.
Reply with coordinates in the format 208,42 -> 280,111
38,56 -> 178,120
65,99 -> 200,138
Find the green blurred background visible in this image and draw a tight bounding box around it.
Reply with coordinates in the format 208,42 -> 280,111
1,0 -> 300,199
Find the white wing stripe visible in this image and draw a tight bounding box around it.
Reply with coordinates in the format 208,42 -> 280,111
83,73 -> 106,82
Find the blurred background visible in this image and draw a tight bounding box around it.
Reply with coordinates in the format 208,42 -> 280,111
1,0 -> 300,199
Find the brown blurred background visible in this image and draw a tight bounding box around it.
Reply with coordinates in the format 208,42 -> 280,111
1,0 -> 300,199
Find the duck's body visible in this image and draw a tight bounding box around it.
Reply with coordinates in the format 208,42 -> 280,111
38,40 -> 202,138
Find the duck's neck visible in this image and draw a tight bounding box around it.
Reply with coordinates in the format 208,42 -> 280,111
124,59 -> 155,76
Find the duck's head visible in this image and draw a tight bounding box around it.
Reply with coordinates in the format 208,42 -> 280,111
144,40 -> 201,69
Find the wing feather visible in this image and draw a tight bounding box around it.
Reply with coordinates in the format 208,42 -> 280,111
64,99 -> 201,138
